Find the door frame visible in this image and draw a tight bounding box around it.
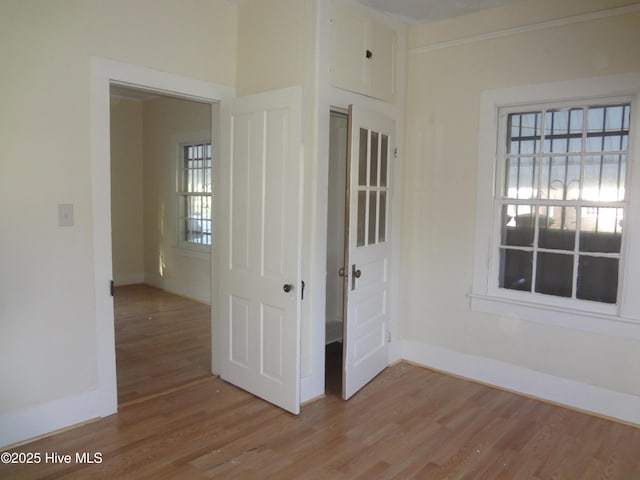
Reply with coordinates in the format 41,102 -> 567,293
90,57 -> 233,416
314,92 -> 402,399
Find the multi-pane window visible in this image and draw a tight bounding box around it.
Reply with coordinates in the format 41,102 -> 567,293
497,102 -> 631,304
356,128 -> 389,247
178,143 -> 212,247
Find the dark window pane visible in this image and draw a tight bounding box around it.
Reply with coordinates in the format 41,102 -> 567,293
499,249 -> 532,291
535,252 -> 573,297
577,256 -> 618,303
538,206 -> 576,250
501,205 -> 535,247
357,191 -> 366,247
370,131 -> 379,187
368,191 -> 377,245
379,191 -> 386,243
359,128 -> 368,186
380,135 -> 388,187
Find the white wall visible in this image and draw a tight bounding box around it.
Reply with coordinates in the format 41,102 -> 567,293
235,0 -> 306,96
0,0 -> 236,445
110,93 -> 213,301
143,96 -> 213,303
402,0 -> 640,421
110,97 -> 145,285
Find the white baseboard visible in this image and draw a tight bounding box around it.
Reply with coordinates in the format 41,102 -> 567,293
0,388 -> 115,449
402,339 -> 640,426
144,274 -> 210,304
113,272 -> 144,286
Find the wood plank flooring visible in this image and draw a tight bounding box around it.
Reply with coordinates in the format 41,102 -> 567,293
114,284 -> 212,404
2,360 -> 639,479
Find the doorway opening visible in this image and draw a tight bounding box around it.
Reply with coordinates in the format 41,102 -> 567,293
324,109 -> 349,397
109,85 -> 215,405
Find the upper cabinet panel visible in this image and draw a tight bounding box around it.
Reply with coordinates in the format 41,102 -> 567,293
367,18 -> 396,102
330,2 -> 396,102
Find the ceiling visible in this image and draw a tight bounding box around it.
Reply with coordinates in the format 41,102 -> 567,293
354,0 -> 525,23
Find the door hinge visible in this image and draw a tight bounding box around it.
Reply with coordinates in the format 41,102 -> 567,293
387,331 -> 392,343
301,280 -> 305,301
394,147 -> 398,159
110,280 -> 114,297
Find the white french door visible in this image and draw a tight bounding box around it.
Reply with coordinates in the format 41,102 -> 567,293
342,105 -> 395,400
216,87 -> 303,414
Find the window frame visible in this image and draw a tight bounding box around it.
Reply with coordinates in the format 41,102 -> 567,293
490,99 -> 630,315
176,137 -> 212,253
471,74 -> 640,339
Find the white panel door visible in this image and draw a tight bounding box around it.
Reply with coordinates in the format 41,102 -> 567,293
343,105 -> 394,400
217,87 -> 303,414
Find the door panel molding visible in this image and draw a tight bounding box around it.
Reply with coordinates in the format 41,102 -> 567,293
216,87 -> 303,414
343,104 -> 395,400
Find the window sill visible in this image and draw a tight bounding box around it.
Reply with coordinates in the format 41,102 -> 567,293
469,293 -> 640,340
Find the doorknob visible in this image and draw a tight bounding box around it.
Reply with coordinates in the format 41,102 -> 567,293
283,283 -> 293,293
338,267 -> 346,277
351,264 -> 361,291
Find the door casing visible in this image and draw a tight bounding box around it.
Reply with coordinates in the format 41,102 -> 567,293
91,57 -> 232,417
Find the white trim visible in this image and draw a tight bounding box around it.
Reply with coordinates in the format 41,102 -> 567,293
410,3 -> 640,55
402,339 -> 640,426
472,73 -> 640,336
0,390 -> 103,448
470,294 -> 640,340
85,57 -> 232,448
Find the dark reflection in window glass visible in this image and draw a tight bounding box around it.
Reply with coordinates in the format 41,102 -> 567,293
370,131 -> 379,187
380,135 -> 388,187
368,191 -> 377,245
501,205 -> 535,247
499,249 -> 532,292
379,191 -> 386,243
535,252 -> 573,297
359,128 -> 368,186
538,206 -> 576,251
577,256 -> 618,303
357,191 -> 366,247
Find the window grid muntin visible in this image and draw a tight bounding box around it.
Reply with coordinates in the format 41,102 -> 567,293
179,142 -> 212,247
497,100 -> 631,304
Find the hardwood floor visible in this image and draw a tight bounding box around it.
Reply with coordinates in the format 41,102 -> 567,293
114,284 -> 212,405
3,361 -> 639,479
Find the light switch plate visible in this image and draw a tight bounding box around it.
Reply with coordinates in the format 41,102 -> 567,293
58,204 -> 74,227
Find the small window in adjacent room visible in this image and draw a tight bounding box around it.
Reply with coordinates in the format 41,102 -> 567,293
178,142 -> 212,248
495,101 -> 631,307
